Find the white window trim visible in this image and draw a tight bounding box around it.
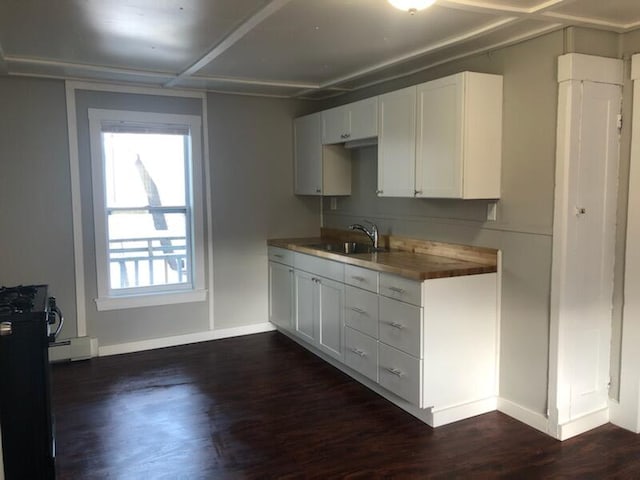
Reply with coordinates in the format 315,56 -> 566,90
88,108 -> 206,311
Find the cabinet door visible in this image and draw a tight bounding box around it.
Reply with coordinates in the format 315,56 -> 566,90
415,74 -> 463,198
268,261 -> 293,331
317,277 -> 345,361
294,112 -> 323,195
322,106 -> 349,145
350,97 -> 378,141
294,270 -> 317,343
378,86 -> 417,197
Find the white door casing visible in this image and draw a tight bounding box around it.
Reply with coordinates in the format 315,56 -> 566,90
611,54 -> 640,434
549,54 -> 623,440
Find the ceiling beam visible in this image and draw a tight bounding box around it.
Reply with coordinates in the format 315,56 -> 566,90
164,0 -> 292,88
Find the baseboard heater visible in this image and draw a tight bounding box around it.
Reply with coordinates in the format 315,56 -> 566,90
49,336 -> 98,362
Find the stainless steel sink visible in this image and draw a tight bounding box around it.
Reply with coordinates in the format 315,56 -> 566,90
308,242 -> 387,255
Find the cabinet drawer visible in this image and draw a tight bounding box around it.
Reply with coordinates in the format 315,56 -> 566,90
345,286 -> 379,339
379,296 -> 422,358
345,264 -> 378,293
380,273 -> 422,306
268,246 -> 294,266
379,343 -> 422,406
294,253 -> 344,282
345,327 -> 378,383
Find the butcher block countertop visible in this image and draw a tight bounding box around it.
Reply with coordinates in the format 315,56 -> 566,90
268,228 -> 498,281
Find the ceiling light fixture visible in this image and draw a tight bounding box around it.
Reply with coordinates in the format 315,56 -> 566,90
388,0 -> 436,15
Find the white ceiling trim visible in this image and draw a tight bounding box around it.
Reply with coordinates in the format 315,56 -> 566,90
540,12 -> 640,32
439,0 -> 637,32
164,0 -> 292,88
5,56 -> 175,80
300,22 -> 563,100
184,74 -> 320,89
308,16 -> 519,93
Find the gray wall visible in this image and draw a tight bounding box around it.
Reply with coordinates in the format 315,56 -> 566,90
0,77 -> 77,339
206,93 -> 319,330
0,77 -> 319,348
321,30 -> 565,415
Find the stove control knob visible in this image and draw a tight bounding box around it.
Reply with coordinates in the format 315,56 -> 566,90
0,322 -> 12,336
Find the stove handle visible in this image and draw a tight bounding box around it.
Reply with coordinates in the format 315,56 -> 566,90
49,306 -> 64,342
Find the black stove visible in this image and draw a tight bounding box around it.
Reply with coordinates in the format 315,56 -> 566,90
0,284 -> 62,479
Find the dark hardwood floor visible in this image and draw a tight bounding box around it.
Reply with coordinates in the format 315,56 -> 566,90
53,332 -> 640,479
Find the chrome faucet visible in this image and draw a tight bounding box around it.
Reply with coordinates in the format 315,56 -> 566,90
349,221 -> 379,249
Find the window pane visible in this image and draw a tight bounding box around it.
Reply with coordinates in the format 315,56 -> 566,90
102,132 -> 187,208
108,211 -> 190,290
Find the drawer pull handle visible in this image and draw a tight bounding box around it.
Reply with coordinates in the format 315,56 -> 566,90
273,254 -> 284,259
351,275 -> 366,282
350,307 -> 367,316
389,322 -> 404,330
351,348 -> 366,357
386,367 -> 404,377
388,286 -> 405,294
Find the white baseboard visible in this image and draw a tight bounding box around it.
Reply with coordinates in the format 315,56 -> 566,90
554,407 -> 610,441
97,322 -> 275,357
497,397 -> 550,435
431,397 -> 498,427
49,336 -> 98,362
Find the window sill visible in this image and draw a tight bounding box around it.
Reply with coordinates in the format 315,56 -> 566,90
95,289 -> 207,311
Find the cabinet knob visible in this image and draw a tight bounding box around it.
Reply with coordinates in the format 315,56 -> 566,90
376,190 -> 383,195
415,190 -> 423,196
316,188 -> 322,193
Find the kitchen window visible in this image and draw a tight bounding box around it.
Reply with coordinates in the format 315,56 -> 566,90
88,109 -> 206,310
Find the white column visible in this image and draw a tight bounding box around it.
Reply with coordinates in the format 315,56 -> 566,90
548,53 -> 623,440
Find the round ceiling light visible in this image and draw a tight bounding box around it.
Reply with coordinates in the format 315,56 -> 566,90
388,0 -> 436,14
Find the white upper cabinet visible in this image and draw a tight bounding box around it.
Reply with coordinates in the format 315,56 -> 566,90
378,86 -> 417,197
322,97 -> 378,144
415,72 -> 503,199
294,112 -> 351,196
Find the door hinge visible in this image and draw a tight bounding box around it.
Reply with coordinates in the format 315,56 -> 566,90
617,113 -> 623,132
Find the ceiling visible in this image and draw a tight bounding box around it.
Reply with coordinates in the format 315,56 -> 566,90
0,0 -> 638,99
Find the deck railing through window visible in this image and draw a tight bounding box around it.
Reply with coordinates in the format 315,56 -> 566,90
108,236 -> 188,289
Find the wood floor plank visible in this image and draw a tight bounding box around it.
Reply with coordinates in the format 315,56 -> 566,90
52,332 -> 640,479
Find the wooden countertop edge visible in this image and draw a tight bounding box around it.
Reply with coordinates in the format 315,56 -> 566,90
267,238 -> 497,281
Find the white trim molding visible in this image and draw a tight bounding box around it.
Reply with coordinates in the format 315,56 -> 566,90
610,54 -> 640,434
98,322 -> 275,357
553,407 -> 610,441
497,398 -> 550,435
557,53 -> 624,85
64,81 -> 214,340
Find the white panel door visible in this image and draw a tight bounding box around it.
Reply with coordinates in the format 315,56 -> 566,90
294,270 -> 317,343
317,277 -> 345,361
268,261 -> 293,331
415,75 -> 463,198
378,86 -> 417,197
350,97 -> 378,141
294,113 -> 323,195
322,106 -> 349,145
562,80 -> 621,419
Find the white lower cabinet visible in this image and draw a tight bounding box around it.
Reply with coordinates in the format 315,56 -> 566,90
292,253 -> 345,361
269,247 -> 498,426
345,327 -> 378,382
378,342 -> 422,405
268,260 -> 294,331
294,269 -> 317,344
317,277 -> 345,361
